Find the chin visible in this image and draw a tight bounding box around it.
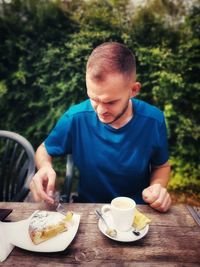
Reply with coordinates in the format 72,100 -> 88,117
98,116 -> 113,124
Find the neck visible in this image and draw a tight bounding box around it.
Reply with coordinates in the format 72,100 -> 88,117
110,100 -> 133,129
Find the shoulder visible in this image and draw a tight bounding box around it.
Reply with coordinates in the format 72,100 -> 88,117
132,98 -> 164,124
64,99 -> 94,118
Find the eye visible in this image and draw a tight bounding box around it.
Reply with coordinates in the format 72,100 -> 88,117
107,100 -> 117,105
90,98 -> 97,103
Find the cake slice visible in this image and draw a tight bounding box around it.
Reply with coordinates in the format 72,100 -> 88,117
29,210 -> 73,245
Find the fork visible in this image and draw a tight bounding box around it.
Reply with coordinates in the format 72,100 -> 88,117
55,203 -> 67,215
45,191 -> 67,215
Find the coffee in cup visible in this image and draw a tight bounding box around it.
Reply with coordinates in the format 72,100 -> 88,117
101,196 -> 136,232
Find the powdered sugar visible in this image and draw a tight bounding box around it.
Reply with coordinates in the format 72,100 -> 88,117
29,211 -> 65,231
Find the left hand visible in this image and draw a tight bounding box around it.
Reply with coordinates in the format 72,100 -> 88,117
142,183 -> 171,212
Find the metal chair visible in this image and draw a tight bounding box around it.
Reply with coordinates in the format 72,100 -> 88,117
0,130 -> 35,201
60,154 -> 74,203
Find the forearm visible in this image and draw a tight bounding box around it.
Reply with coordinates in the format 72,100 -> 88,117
150,162 -> 171,188
35,143 -> 53,169
142,162 -> 171,212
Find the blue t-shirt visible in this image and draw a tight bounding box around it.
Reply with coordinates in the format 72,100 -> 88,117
45,98 -> 169,203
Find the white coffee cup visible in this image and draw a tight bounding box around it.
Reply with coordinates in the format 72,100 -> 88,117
101,197 -> 136,232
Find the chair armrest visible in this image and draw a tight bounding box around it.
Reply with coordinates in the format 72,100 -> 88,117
60,155 -> 74,203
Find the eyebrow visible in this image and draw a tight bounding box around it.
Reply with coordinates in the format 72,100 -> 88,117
89,97 -> 120,104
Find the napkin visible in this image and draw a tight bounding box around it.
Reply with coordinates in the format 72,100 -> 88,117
0,222 -> 14,262
133,209 -> 151,230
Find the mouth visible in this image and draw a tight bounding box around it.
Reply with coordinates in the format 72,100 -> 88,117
98,113 -> 111,120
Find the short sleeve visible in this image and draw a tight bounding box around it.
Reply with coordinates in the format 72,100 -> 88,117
44,112 -> 72,156
151,116 -> 169,166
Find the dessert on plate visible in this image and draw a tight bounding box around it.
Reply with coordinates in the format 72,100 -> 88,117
29,210 -> 73,245
133,209 -> 151,230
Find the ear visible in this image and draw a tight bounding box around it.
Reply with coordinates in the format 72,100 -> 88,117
130,82 -> 141,97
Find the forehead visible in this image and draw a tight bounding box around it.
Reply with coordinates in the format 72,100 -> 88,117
86,72 -> 131,101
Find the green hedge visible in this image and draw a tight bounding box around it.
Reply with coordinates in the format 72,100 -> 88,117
0,0 -> 199,195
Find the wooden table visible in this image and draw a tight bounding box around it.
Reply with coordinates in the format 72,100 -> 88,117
0,202 -> 200,266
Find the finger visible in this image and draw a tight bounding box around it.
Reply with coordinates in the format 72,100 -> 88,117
151,193 -> 171,212
161,194 -> 172,212
31,188 -> 42,202
29,181 -> 42,202
29,167 -> 56,204
142,187 -> 153,204
32,176 -> 54,204
46,169 -> 56,196
39,188 -> 54,203
150,187 -> 167,209
142,184 -> 161,204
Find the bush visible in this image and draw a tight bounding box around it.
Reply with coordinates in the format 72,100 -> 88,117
0,0 -> 199,196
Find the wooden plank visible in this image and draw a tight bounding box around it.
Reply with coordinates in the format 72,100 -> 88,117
0,203 -> 196,227
0,203 -> 199,266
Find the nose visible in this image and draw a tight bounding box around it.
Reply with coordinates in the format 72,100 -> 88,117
96,103 -> 108,114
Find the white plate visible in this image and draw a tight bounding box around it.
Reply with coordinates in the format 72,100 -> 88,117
1,212 -> 80,252
98,211 -> 149,242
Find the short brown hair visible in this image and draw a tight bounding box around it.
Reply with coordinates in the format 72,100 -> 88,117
86,42 -> 136,82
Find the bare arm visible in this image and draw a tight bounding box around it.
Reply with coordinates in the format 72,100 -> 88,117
142,162 -> 172,212
29,143 -> 56,203
150,162 -> 171,187
35,143 -> 53,169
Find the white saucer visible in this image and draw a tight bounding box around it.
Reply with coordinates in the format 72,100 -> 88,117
98,211 -> 149,242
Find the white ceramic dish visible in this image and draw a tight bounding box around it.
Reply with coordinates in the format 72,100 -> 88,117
1,212 -> 80,252
98,211 -> 149,242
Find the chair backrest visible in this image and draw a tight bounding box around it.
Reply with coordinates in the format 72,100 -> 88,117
0,130 -> 35,201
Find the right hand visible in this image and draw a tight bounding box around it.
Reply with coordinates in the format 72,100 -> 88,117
29,165 -> 56,204
142,183 -> 171,212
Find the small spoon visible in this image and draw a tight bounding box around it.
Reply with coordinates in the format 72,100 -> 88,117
132,227 -> 140,236
95,209 -> 117,238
